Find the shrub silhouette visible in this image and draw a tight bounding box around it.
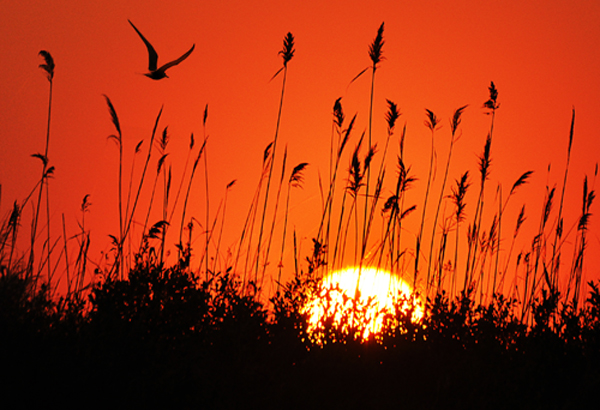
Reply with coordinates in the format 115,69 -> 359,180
90,254 -> 211,343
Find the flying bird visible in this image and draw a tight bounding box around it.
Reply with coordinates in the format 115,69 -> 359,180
128,19 -> 195,80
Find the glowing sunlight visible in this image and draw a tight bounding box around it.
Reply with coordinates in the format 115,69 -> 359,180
304,266 -> 423,342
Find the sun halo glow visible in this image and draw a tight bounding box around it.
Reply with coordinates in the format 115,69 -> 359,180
303,266 -> 423,342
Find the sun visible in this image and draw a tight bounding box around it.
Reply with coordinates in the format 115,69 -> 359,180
303,266 -> 423,342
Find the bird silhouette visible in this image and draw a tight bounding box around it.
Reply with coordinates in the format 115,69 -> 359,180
128,19 -> 195,80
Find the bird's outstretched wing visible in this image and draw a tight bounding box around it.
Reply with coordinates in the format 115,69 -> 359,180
158,44 -> 195,73
128,20 -> 159,72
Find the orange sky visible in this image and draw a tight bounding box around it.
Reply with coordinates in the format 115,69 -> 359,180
1,0 -> 600,298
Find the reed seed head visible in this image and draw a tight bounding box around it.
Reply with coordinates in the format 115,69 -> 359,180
290,163 -> 309,188
81,194 -> 91,213
385,99 -> 400,132
425,109 -> 440,131
103,95 -> 121,138
264,142 -> 274,165
451,105 -> 468,136
333,97 -> 344,129
369,22 -> 385,67
279,32 -> 295,67
510,170 -> 534,196
478,133 -> 492,184
483,81 -> 499,111
38,50 -> 55,81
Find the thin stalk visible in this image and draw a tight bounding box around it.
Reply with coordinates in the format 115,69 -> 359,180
107,105 -> 163,280
167,133 -> 194,225
236,143 -> 271,285
202,105 -> 210,279
179,138 -> 207,257
501,205 -> 526,289
450,171 -> 469,299
29,51 -> 55,280
426,105 -> 467,291
254,33 -> 294,283
492,186 -> 502,295
214,180 -> 236,274
261,148 -> 289,287
416,109 -> 439,291
277,162 -> 308,292
464,83 -> 498,292
62,213 -> 70,294
316,113 -> 356,245
361,22 -> 384,273
550,108 -> 575,290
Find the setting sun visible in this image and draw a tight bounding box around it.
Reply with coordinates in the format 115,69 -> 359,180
304,267 -> 423,342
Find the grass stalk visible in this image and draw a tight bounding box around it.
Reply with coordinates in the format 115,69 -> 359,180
236,143 -> 271,285
450,171 -> 470,298
213,180 -> 236,274
105,103 -> 163,280
361,23 -> 384,271
103,95 -> 124,279
178,137 -> 207,262
426,105 -> 467,293
416,109 -> 439,291
277,162 -> 308,292
202,105 -> 210,280
254,33 -> 294,283
28,51 -> 55,281
550,108 -> 575,290
261,147 -> 288,288
464,82 -> 498,293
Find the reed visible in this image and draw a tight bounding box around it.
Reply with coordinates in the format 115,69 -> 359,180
567,173 -> 596,307
236,142 -> 271,286
254,32 -> 295,285
178,136 -> 207,268
463,84 -> 498,290
213,179 -> 236,274
317,106 -> 356,270
449,171 -> 470,298
277,162 -> 308,292
416,109 -> 440,290
202,105 -> 210,281
259,146 -> 288,291
103,101 -> 163,281
104,95 -> 124,279
426,105 -> 467,294
550,109 -> 575,290
139,126 -> 169,259
28,51 -> 55,282
361,22 -> 385,264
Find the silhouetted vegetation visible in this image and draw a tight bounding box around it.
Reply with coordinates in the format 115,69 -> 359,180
2,26 -> 600,409
2,250 -> 600,408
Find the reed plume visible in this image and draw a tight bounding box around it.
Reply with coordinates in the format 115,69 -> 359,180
254,32 -> 295,283
550,109 -> 575,290
28,51 -> 55,281
427,105 -> 467,293
277,162 -> 308,291
464,82 -> 498,293
362,23 -> 385,264
416,108 -> 440,291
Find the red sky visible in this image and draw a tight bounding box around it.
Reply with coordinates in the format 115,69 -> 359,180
1,0 -> 600,299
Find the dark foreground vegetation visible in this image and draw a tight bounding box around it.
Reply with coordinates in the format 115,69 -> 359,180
2,24 -> 600,409
2,251 -> 600,409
